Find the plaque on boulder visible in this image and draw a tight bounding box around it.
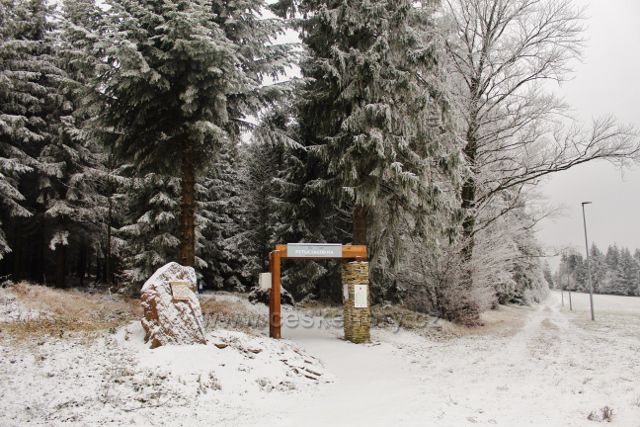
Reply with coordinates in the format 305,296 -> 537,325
171,280 -> 193,301
140,262 -> 206,348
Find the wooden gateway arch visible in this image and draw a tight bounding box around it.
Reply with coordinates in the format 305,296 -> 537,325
268,243 -> 368,338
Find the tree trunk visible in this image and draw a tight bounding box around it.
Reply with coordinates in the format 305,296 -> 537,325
106,196 -> 112,284
78,242 -> 86,287
96,253 -> 101,283
352,206 -> 367,246
460,103 -> 479,266
12,228 -> 23,282
453,107 -> 482,326
180,142 -> 196,267
460,178 -> 476,262
37,219 -> 46,284
55,245 -> 66,288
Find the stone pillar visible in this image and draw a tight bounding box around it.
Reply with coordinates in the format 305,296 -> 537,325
342,261 -> 371,343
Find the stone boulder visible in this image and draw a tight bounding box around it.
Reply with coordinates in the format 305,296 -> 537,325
140,262 -> 206,348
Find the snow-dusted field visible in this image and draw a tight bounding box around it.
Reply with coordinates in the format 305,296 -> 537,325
1,288 -> 639,426
560,289 -> 640,314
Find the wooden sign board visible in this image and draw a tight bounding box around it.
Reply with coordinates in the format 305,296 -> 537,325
259,272 -> 272,290
353,285 -> 368,308
286,243 -> 342,258
170,280 -> 193,301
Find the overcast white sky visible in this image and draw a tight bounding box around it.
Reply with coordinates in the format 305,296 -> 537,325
536,0 -> 640,264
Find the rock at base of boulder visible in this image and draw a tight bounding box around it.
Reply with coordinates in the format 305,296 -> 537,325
140,262 -> 206,348
248,285 -> 295,306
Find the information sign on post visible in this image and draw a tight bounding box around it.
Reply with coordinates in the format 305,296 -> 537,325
286,243 -> 343,258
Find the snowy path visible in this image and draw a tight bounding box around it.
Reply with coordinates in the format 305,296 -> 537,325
274,318 -> 430,426
253,293 -> 640,426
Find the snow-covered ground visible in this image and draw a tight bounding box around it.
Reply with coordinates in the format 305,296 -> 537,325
1,288 -> 639,426
0,287 -> 45,322
240,290 -> 640,426
560,289 -> 640,314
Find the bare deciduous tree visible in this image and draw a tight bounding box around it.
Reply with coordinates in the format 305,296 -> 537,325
443,0 -> 639,269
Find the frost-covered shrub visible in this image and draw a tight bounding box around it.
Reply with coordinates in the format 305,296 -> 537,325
399,239 -> 486,325
472,200 -> 549,306
398,194 -> 550,322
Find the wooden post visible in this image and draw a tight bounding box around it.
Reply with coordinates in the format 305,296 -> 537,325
268,252 -> 274,337
270,250 -> 282,339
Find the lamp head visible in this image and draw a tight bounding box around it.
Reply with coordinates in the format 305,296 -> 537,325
582,201 -> 592,206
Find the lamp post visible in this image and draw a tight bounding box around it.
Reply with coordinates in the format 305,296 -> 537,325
581,201 -> 595,321
567,273 -> 572,311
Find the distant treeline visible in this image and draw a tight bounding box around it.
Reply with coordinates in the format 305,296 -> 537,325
555,244 -> 640,297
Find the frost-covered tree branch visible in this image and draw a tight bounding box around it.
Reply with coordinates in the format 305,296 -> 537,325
442,0 -> 640,272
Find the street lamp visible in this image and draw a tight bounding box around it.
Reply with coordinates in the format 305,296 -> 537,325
581,201 -> 595,321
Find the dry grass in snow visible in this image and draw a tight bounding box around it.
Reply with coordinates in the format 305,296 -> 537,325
0,283 -> 140,340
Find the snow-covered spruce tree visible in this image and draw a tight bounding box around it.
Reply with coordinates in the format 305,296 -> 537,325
118,173 -> 181,288
0,0 -> 38,260
277,0 -> 460,301
238,117 -> 291,287
635,249 -> 640,296
39,0 -> 136,288
38,2 -> 111,287
557,250 -> 587,291
559,244 -> 640,297
619,247 -> 637,296
603,245 -> 625,295
36,115 -> 107,287
194,0 -> 293,284
238,141 -> 280,283
263,108 -> 352,301
238,105 -> 345,301
195,0 -> 292,289
64,0 -> 189,286
556,252 -> 577,291
302,0 -> 456,245
588,244 -> 607,294
198,143 -> 248,290
0,0 -> 104,287
78,0 -> 291,269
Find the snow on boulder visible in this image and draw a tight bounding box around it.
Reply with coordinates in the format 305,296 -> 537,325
140,262 -> 206,348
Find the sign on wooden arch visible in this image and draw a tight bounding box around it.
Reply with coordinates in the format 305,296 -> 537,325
268,243 -> 368,338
